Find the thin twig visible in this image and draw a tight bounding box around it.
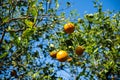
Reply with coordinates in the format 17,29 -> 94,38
5,28 -> 25,32
0,16 -> 29,26
57,6 -> 71,12
0,14 -> 56,26
0,30 -> 6,44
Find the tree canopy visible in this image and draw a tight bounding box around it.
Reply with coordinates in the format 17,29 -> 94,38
0,0 -> 120,80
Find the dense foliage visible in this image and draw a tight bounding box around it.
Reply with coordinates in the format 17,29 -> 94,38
0,0 -> 120,80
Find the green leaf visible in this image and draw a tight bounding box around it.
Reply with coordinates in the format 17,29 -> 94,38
28,0 -> 38,22
32,72 -> 39,78
22,28 -> 36,38
55,0 -> 59,9
31,0 -> 38,7
93,48 -> 98,53
39,2 -> 44,12
3,17 -> 9,23
30,5 -> 38,19
15,37 -> 21,46
0,52 -> 8,59
12,61 -> 17,66
27,71 -> 33,76
25,19 -> 34,28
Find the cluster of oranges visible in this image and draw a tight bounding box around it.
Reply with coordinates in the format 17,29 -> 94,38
50,22 -> 85,62
50,46 -> 85,62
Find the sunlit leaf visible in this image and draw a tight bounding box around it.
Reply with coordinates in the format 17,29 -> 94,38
3,17 -> 9,23
22,27 -> 36,38
93,48 -> 98,53
25,19 -> 34,28
0,52 -> 8,59
32,72 -> 39,78
30,4 -> 38,22
55,0 -> 59,9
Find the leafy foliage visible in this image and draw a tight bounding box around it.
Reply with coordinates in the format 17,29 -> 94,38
0,0 -> 120,80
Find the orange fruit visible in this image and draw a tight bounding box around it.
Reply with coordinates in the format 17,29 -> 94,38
50,51 -> 57,58
56,50 -> 68,62
67,57 -> 73,62
64,22 -> 75,34
75,46 -> 85,56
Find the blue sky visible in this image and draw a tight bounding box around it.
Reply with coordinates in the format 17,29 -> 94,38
59,0 -> 120,16
72,0 -> 120,12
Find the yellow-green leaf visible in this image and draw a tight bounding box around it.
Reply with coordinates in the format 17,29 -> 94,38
25,19 -> 34,28
3,17 -> 9,23
0,52 -> 8,59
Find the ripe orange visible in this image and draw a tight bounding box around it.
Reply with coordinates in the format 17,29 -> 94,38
50,51 -> 57,58
75,46 -> 85,56
56,50 -> 68,62
67,57 -> 73,62
64,22 -> 75,34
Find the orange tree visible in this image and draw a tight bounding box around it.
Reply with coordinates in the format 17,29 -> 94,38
0,0 -> 120,80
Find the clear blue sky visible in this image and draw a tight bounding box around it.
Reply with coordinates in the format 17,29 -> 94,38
72,0 -> 120,11
59,0 -> 120,16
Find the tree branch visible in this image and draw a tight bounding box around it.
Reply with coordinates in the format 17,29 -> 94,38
0,16 -> 30,26
5,28 -> 25,32
0,30 -> 6,44
0,14 -> 56,27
